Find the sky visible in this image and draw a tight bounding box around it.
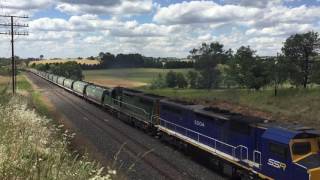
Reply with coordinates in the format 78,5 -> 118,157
0,0 -> 319,58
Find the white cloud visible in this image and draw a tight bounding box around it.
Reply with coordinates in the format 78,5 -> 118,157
246,23 -> 315,36
1,0 -> 319,59
30,18 -> 70,31
0,0 -> 52,16
84,36 -> 104,44
248,5 -> 320,28
1,0 -> 52,10
56,0 -> 154,15
223,0 -> 282,8
58,0 -> 121,6
154,1 -> 260,25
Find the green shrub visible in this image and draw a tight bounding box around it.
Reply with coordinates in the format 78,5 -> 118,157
176,73 -> 188,88
150,74 -> 167,89
165,71 -> 177,88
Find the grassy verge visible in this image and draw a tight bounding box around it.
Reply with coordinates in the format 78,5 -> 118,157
141,87 -> 320,128
15,74 -> 52,117
0,74 -> 115,179
0,97 -> 114,179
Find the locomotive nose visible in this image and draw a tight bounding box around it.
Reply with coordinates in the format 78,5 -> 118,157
295,153 -> 320,180
309,167 -> 320,180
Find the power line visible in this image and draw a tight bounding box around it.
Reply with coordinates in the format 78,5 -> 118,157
0,15 -> 28,95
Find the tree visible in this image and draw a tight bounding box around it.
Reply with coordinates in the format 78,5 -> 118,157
100,52 -> 116,68
87,56 -> 95,60
311,57 -> 320,84
39,55 -> 44,60
98,52 -> 105,59
282,31 -> 320,88
176,73 -> 188,88
190,42 -> 230,89
150,73 -> 167,89
187,70 -> 199,88
229,46 -> 270,90
166,71 -> 177,88
35,61 -> 83,80
265,55 -> 289,96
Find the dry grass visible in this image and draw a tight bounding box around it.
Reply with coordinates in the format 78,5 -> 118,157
88,78 -> 147,88
0,97 -> 116,180
30,59 -> 100,66
0,75 -> 10,85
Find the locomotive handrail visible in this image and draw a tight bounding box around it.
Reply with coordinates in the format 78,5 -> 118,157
235,145 -> 248,161
156,116 -> 236,147
253,150 -> 262,167
154,115 -> 258,163
154,116 -> 251,161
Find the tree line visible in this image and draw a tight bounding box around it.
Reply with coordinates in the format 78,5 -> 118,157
81,53 -> 194,70
151,31 -> 320,95
31,62 -> 83,80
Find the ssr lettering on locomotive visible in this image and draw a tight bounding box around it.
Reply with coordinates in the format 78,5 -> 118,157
267,159 -> 287,171
30,69 -> 320,180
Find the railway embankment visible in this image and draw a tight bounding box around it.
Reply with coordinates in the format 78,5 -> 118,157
0,76 -> 115,180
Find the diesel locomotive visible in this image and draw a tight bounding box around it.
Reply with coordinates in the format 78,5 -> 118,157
30,69 -> 320,180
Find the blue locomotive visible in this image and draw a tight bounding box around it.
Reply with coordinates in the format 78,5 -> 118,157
158,99 -> 320,180
30,69 -> 320,180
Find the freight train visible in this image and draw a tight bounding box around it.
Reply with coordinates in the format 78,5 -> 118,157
30,69 -> 320,180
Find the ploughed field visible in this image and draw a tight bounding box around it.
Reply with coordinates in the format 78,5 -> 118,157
84,68 -> 320,130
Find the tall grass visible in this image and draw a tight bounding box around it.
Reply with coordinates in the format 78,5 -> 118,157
0,97 -> 115,180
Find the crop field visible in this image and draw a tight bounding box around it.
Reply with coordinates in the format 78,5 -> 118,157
84,68 -> 191,88
30,59 -> 100,66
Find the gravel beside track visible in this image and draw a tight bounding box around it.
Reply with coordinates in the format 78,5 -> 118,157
26,72 -> 227,180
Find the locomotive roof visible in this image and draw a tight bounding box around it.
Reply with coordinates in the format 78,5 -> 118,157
194,106 -> 266,124
134,92 -> 165,101
262,126 -> 320,144
122,88 -> 143,94
161,99 -> 270,126
257,121 -> 318,132
160,99 -> 204,111
142,93 -> 165,99
121,88 -> 165,100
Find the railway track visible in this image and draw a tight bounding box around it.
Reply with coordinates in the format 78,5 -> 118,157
26,72 -> 227,180
51,87 -> 191,180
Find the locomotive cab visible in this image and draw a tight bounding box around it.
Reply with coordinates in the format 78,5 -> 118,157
290,133 -> 320,180
261,127 -> 320,180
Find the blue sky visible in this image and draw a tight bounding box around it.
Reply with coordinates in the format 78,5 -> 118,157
0,0 -> 319,58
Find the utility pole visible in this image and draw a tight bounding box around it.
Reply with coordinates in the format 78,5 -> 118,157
0,15 -> 28,95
